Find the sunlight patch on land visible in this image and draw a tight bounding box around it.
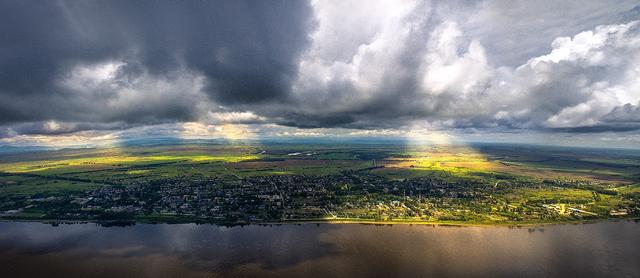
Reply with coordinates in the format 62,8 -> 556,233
0,154 -> 259,174
388,126 -> 496,176
126,170 -> 150,175
384,152 -> 497,175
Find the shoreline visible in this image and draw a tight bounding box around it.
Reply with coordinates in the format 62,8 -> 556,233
1,216 -> 638,228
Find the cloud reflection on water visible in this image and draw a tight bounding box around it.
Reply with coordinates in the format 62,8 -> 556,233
0,221 -> 638,277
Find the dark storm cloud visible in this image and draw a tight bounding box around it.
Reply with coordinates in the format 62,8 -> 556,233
277,112 -> 357,129
598,102 -> 640,132
0,121 -> 131,138
603,103 -> 640,123
1,0 -> 639,140
552,102 -> 640,133
0,0 -> 313,125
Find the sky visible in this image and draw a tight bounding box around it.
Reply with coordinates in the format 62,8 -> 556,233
1,0 -> 639,148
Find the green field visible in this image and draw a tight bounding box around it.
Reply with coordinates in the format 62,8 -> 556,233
0,142 -> 638,224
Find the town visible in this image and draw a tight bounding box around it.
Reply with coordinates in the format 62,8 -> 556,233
3,170 -> 637,225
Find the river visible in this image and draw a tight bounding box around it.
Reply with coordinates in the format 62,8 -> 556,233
0,221 -> 638,277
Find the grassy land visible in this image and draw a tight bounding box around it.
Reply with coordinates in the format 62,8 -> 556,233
0,142 -> 638,224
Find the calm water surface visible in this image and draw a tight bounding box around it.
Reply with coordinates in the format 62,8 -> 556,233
0,221 -> 638,277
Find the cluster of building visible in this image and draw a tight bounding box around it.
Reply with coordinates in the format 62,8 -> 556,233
3,173 -> 637,223
27,173 -> 491,222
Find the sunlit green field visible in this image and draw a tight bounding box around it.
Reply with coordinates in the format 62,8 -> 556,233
1,143 -> 639,194
0,142 -> 638,224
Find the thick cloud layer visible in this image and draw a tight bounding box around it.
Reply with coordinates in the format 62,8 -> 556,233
0,0 -> 312,124
274,1 -> 640,132
1,0 -> 639,142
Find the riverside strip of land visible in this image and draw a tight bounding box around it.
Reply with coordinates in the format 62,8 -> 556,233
1,141 -> 639,225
